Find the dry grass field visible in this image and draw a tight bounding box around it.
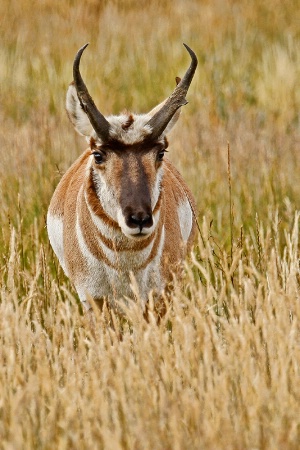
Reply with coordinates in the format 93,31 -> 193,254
1,0 -> 300,448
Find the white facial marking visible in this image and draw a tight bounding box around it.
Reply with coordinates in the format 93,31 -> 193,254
152,166 -> 163,208
92,170 -> 121,223
107,114 -> 153,145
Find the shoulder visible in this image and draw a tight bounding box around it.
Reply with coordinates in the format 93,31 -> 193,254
163,158 -> 196,210
48,149 -> 91,217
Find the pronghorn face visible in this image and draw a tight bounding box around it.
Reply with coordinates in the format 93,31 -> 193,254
88,134 -> 168,238
65,43 -> 198,239
66,82 -> 179,239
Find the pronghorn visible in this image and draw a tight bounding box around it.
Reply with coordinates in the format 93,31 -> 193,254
47,43 -> 198,313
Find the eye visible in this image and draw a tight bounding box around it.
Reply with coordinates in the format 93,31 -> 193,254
93,152 -> 105,164
157,150 -> 166,161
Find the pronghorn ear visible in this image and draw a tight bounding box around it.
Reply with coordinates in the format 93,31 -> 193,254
148,77 -> 182,135
66,82 -> 94,137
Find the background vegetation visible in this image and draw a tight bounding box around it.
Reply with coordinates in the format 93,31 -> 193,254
0,0 -> 300,448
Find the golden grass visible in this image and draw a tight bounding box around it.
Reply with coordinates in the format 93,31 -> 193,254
0,0 -> 300,448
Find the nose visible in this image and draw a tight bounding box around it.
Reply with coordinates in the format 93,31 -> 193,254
126,212 -> 153,230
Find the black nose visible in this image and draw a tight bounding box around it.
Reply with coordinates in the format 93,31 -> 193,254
127,213 -> 153,230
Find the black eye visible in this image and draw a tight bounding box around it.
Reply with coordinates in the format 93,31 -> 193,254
93,152 -> 104,164
157,151 -> 165,161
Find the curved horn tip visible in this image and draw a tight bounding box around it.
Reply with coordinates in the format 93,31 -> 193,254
73,43 -> 90,82
182,43 -> 198,65
75,43 -> 90,60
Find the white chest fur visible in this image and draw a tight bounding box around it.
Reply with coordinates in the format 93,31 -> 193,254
75,211 -> 165,309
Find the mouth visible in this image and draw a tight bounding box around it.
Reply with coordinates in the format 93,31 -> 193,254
122,227 -> 153,239
118,210 -> 155,240
127,230 -> 151,239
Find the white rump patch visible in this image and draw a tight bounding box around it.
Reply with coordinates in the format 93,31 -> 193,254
177,199 -> 193,243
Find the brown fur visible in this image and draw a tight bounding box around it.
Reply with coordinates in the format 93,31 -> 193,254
85,170 -> 120,229
121,114 -> 134,130
49,150 -> 90,217
49,150 -> 196,286
48,44 -> 198,315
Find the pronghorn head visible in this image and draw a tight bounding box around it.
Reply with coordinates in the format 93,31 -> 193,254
66,44 -> 197,238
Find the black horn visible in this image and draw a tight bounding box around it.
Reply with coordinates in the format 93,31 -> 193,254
73,43 -> 111,142
147,44 -> 198,140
